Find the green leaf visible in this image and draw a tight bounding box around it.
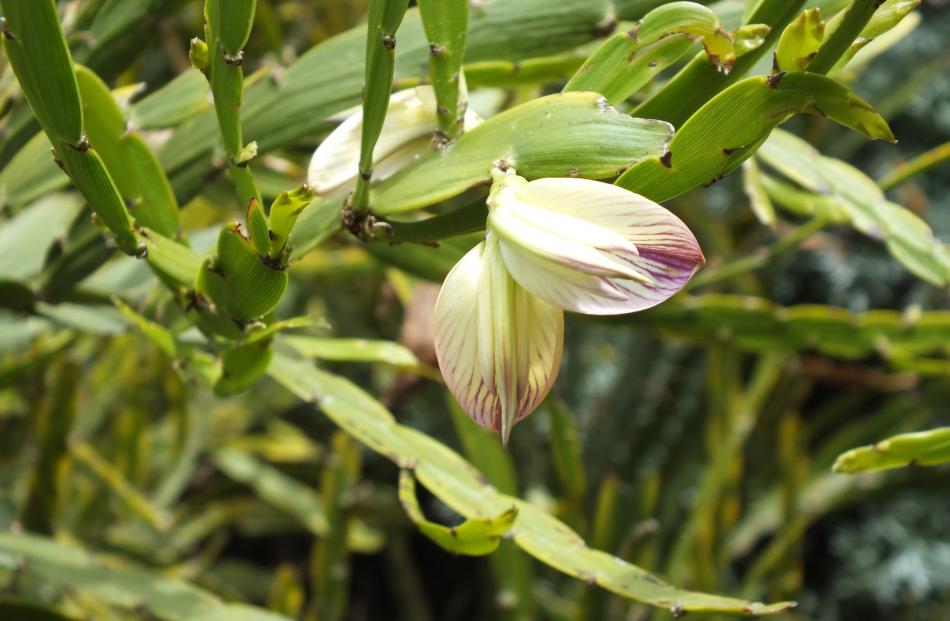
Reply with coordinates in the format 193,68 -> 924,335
565,2 -> 736,103
268,355 -> 796,616
0,532 -> 294,621
371,92 -> 673,216
615,72 -> 894,203
399,469 -> 517,556
283,336 -> 420,368
418,0 -> 469,139
0,0 -> 83,144
832,427 -> 950,473
75,65 -> 179,237
214,447 -> 330,534
774,8 -> 825,72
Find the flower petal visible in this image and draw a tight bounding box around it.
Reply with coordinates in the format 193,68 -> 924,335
433,238 -> 563,443
489,195 -> 654,285
499,177 -> 704,315
307,87 -> 439,196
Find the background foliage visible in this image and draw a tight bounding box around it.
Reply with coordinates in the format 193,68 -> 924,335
0,1 -> 948,620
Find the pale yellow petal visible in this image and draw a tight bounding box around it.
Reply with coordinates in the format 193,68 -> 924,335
433,238 -> 563,443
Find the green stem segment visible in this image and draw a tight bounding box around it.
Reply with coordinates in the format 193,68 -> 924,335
0,0 -> 140,255
878,141 -> 950,191
686,218 -> 827,290
351,0 -> 410,214
633,0 -> 807,127
203,0 -> 261,208
418,0 -> 469,141
806,0 -> 879,75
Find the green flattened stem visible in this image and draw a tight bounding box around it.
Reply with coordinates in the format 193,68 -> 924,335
806,0 -> 878,74
215,340 -> 275,396
203,0 -> 261,208
268,356 -> 798,616
312,433 -> 362,621
418,0 -> 469,140
370,92 -> 673,216
350,0 -> 410,214
833,427 -> 950,473
268,185 -> 315,258
878,141 -> 950,191
633,0 -> 807,127
565,1 -> 738,104
1,0 -> 139,254
615,72 -> 894,203
0,0 -> 82,144
399,469 -> 518,555
774,8 -> 825,72
194,224 -> 288,337
75,66 -> 179,237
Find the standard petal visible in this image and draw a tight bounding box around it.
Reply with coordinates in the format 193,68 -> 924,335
499,177 -> 704,315
515,177 -> 705,269
307,87 -> 440,195
489,196 -> 655,284
433,239 -> 563,443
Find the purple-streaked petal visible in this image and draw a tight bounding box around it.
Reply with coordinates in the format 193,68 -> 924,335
497,177 -> 704,315
433,239 -> 563,443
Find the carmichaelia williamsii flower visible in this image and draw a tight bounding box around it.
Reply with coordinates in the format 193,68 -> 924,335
308,85 -> 480,196
434,168 -> 705,444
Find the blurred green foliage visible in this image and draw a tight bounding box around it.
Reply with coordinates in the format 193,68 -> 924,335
0,1 -> 947,620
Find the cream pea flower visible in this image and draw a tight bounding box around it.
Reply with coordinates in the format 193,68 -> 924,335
434,169 -> 705,444
307,86 -> 480,196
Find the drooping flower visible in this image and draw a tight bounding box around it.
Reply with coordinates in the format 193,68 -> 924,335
307,86 -> 480,196
433,169 -> 704,443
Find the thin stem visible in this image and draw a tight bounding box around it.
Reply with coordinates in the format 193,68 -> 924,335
686,218 -> 826,290
807,0 -> 878,75
381,200 -> 487,244
878,142 -> 950,191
